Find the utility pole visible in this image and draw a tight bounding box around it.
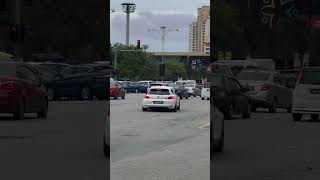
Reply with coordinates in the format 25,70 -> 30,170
121,2 -> 136,46
14,0 -> 22,61
149,26 -> 178,81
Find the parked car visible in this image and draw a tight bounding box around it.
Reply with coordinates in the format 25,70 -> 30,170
184,83 -> 201,97
137,82 -> 149,93
27,63 -> 59,92
174,84 -> 189,99
46,65 -> 110,101
211,97 -> 224,154
236,70 -> 292,113
209,73 -> 251,120
201,82 -> 210,100
104,105 -> 110,157
110,80 -> 126,99
142,86 -> 180,112
122,81 -> 138,93
0,61 -> 48,120
292,67 -> 320,121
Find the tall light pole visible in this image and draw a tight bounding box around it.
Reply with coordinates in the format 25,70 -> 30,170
121,2 -> 136,46
148,26 -> 179,63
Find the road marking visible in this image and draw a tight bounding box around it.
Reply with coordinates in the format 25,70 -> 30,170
198,122 -> 210,128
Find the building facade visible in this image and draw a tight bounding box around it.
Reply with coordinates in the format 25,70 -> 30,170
189,6 -> 210,53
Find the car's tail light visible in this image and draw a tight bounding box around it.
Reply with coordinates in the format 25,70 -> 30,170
260,84 -> 270,91
144,95 -> 150,99
168,96 -> 176,99
0,81 -> 15,90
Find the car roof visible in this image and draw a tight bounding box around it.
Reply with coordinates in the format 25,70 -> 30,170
149,86 -> 172,90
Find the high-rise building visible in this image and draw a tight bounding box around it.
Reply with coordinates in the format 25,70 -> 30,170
189,6 -> 210,53
189,22 -> 198,52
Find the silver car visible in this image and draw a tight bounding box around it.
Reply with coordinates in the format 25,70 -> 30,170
236,70 -> 292,113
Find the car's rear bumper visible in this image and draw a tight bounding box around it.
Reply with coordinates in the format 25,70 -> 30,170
142,100 -> 176,109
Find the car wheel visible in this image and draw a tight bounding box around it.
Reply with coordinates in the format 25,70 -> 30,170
224,104 -> 233,120
172,105 -> 177,112
213,130 -> 224,152
186,96 -> 188,99
47,88 -> 55,101
114,94 -> 118,99
13,98 -> 24,120
201,97 -> 204,100
81,87 -> 93,101
311,114 -> 319,120
293,113 -> 302,121
122,94 -> 125,99
207,98 -> 210,100
194,94 -> 196,97
37,99 -> 48,118
142,107 -> 147,111
242,103 -> 251,119
177,102 -> 181,110
103,136 -> 110,157
268,99 -> 277,113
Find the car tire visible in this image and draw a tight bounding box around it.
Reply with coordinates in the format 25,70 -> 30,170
103,136 -> 110,157
47,88 -> 55,101
201,97 -> 204,100
177,102 -> 181,110
81,87 -> 93,101
142,107 -> 147,111
172,105 -> 177,112
114,94 -> 118,99
13,98 -> 24,120
194,94 -> 196,97
37,99 -> 48,118
224,104 -> 233,120
311,114 -> 319,121
242,103 -> 251,119
122,94 -> 125,99
293,113 -> 302,121
269,99 -> 277,113
213,130 -> 224,152
186,96 -> 188,99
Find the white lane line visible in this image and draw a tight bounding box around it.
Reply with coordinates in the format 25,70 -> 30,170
198,122 -> 210,128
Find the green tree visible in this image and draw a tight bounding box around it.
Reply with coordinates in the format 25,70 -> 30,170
164,59 -> 187,81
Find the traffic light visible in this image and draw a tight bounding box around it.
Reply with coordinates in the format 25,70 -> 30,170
10,24 -> 18,42
159,63 -> 165,77
137,40 -> 141,49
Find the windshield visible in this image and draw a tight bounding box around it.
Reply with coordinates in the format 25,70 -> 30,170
237,71 -> 271,81
300,70 -> 320,85
148,89 -> 170,95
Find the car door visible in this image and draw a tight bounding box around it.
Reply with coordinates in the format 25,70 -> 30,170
16,65 -> 42,112
229,78 -> 248,114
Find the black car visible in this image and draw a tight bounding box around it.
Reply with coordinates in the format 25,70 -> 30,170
209,73 -> 251,120
46,65 -> 110,101
174,84 -> 189,99
39,62 -> 71,74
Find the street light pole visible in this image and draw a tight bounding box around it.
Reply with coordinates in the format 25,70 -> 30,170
121,2 -> 136,46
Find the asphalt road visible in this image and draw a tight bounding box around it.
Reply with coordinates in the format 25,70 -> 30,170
213,108 -> 320,180
0,100 -> 108,180
110,93 -> 210,180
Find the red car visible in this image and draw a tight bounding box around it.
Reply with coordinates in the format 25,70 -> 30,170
110,81 -> 125,99
0,61 -> 48,120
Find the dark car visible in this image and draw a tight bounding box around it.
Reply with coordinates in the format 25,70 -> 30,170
46,65 -> 110,101
27,63 -> 59,91
137,82 -> 149,93
173,84 -> 189,99
124,82 -> 140,93
0,61 -> 48,120
209,73 -> 251,120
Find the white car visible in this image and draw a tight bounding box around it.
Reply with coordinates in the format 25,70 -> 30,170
292,67 -> 320,121
103,107 -> 110,157
201,82 -> 210,100
147,82 -> 168,93
142,86 -> 180,112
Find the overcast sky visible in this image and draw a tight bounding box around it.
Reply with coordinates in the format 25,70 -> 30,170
110,0 -> 209,52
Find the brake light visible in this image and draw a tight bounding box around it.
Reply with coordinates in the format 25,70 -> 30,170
144,95 -> 150,99
260,84 -> 270,91
0,81 -> 15,90
168,96 -> 176,99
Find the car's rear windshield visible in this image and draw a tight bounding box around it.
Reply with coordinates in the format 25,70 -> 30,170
300,70 -> 320,85
237,71 -> 270,81
149,89 -> 170,95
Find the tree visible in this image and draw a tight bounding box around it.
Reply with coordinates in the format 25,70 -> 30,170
164,59 -> 187,80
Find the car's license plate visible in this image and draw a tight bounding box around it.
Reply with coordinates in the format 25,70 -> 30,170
310,89 -> 320,94
153,101 -> 163,104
